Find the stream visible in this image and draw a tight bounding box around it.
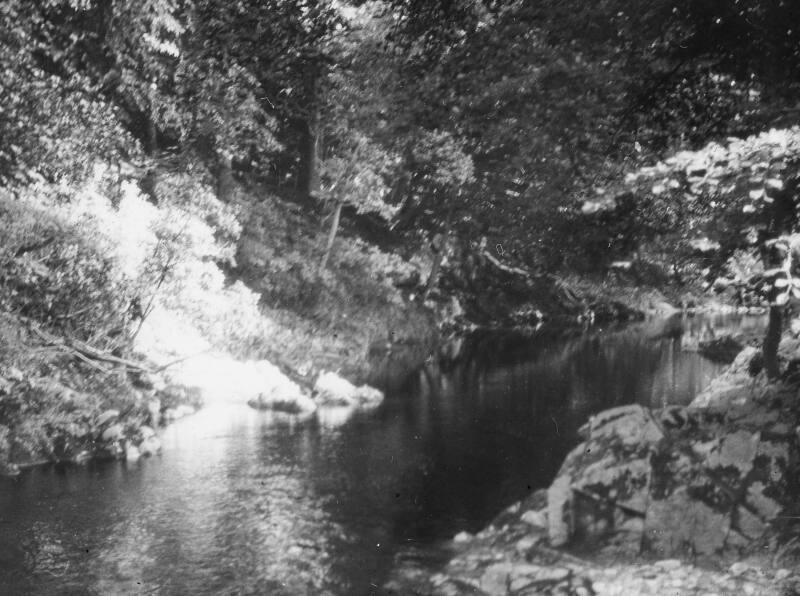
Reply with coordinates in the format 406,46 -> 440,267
0,314 -> 765,595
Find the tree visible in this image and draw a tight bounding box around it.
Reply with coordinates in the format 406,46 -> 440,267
623,128 -> 800,378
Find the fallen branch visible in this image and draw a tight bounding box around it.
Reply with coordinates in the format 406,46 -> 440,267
151,350 -> 212,373
31,322 -> 213,376
30,325 -> 151,373
480,249 -> 532,278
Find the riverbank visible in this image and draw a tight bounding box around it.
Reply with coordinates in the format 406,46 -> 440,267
2,169 -> 676,476
0,171 -> 443,474
0,168 -> 767,480
0,309 -> 760,594
386,324 -> 800,594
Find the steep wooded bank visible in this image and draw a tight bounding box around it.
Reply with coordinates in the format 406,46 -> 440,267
2,2 -> 800,475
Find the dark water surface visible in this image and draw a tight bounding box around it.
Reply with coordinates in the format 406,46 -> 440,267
0,314 -> 764,595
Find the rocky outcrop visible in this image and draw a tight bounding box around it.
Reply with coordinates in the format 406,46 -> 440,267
546,396 -> 797,560
387,343 -> 800,595
386,491 -> 797,595
690,346 -> 762,408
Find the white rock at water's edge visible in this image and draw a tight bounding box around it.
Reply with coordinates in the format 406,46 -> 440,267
125,444 -> 141,462
139,435 -> 161,456
314,371 -> 384,407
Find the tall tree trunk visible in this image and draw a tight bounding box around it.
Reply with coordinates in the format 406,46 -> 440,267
145,117 -> 157,156
319,199 -> 343,273
216,152 -> 234,202
300,109 -> 321,198
299,69 -> 321,199
424,232 -> 447,299
763,305 -> 783,379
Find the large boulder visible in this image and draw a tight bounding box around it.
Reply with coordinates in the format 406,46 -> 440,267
548,405 -> 664,548
313,371 -> 384,408
546,399 -> 796,559
690,346 -> 760,409
247,380 -> 317,414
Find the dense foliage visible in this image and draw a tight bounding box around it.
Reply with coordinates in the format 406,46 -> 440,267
1,0 -> 800,356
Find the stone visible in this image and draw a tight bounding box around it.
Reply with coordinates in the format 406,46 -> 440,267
353,384 -> 384,408
139,436 -> 161,456
509,568 -> 543,592
313,371 -> 384,408
453,531 -> 472,544
746,482 -> 781,520
729,561 -> 750,576
529,566 -> 570,583
514,535 -> 539,553
645,488 -> 729,556
579,405 -> 664,446
0,461 -> 20,476
72,450 -> 92,464
147,399 -> 161,427
314,371 -> 360,406
520,509 -> 547,528
125,444 -> 141,462
480,562 -> 513,596
690,346 -> 760,408
735,505 -> 767,540
547,475 -> 572,546
247,390 -> 317,414
707,430 -> 760,475
430,573 -> 449,587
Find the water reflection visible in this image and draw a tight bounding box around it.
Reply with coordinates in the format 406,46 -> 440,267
0,315 -> 764,595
